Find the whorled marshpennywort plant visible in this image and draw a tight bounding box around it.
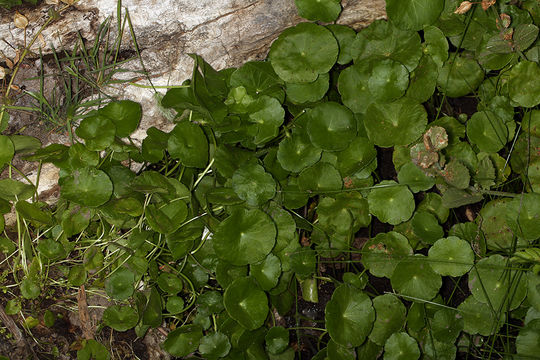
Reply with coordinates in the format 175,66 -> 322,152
1,0 -> 540,358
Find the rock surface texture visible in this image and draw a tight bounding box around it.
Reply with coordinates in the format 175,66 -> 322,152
0,0 -> 386,205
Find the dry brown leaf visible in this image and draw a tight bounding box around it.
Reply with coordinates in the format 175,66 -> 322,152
454,1 -> 473,15
38,33 -> 46,48
481,0 -> 496,11
499,13 -> 512,28
12,50 -> 20,66
465,207 -> 475,222
13,12 -> 29,29
0,66 -> 5,80
4,57 -> 13,70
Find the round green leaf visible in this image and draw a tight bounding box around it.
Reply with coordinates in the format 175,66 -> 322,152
213,208 -> 276,266
143,287 -> 162,328
269,23 -> 338,83
61,167 -> 113,207
77,339 -> 110,360
357,340 -> 383,360
102,305 -> 138,332
368,180 -> 415,225
66,143 -> 99,170
352,20 -> 422,72
511,133 -> 540,174
216,261 -> 248,289
424,339 -> 457,360
166,296 -> 185,314
83,247 -> 104,271
265,326 -> 289,355
281,176 -> 310,209
68,265 -> 87,287
317,196 -> 353,236
326,24 -> 356,65
298,162 -> 342,193
197,291 -> 224,315
277,129 -> 322,172
466,111 -> 508,153
397,162 -> 435,193
251,253 -> 281,291
294,0 -> 341,22
338,61 -> 373,114
428,236 -> 474,276
306,102 -> 356,151
368,59 -> 409,102
145,200 -> 188,234
229,61 -> 284,99
508,61 -> 540,108
390,255 -> 442,300
335,136 -> 377,178
162,325 -> 203,357
105,267 -> 135,300
343,272 -> 367,290
364,99 -> 427,148
325,284 -> 375,347
290,248 -> 317,278
383,332 -> 420,360
157,273 -> 183,294
168,121 -> 208,168
441,159 -> 471,190
16,201 -> 52,225
405,54 -> 439,103
75,115 -> 116,151
457,296 -> 503,336
166,223 -> 201,260
387,0 -> 444,31
99,100 -> 142,137
468,254 -> 527,311
411,211 -> 444,245
369,294 -> 406,346
36,239 -> 65,260
0,135 -> 14,167
142,127 -> 168,163
431,308 -> 464,343
327,339 -> 355,360
506,193 -> 540,241
527,272 -> 540,313
362,231 -> 413,278
61,205 -> 91,238
522,110 -> 540,138
266,203 -> 296,253
232,163 -> 276,206
0,179 -> 34,201
199,332 -> 231,359
437,55 -> 484,97
223,277 -> 268,330
20,277 -> 40,299
479,199 -> 514,250
247,95 -> 285,145
423,26 -> 449,68
286,73 -> 329,104
5,299 -> 21,315
517,319 -> 540,357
